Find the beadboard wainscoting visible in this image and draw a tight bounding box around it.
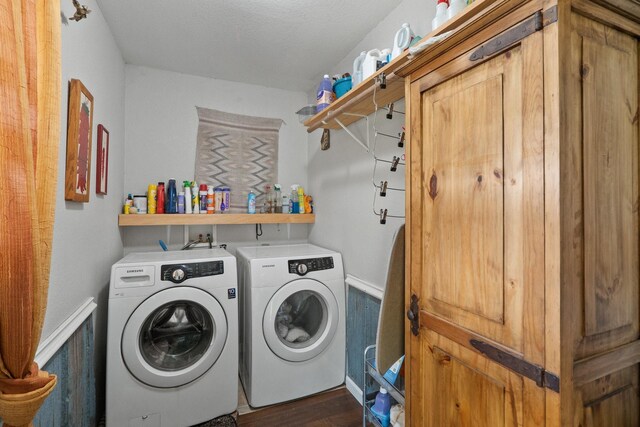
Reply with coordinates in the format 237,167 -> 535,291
345,275 -> 382,404
33,299 -> 97,427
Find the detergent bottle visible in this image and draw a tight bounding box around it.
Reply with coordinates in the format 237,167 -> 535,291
352,51 -> 367,86
391,23 -> 414,60
316,75 -> 334,113
448,0 -> 467,19
370,388 -> 391,427
362,49 -> 382,80
432,0 -> 449,31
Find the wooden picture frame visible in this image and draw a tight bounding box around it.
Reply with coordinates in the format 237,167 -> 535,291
65,79 -> 94,202
96,124 -> 109,195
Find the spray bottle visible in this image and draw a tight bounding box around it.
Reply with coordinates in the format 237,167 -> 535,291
183,181 -> 192,214
192,181 -> 200,214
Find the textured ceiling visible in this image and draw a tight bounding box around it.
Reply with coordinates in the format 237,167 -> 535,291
95,0 -> 399,91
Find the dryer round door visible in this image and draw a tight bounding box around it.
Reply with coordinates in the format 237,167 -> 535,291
121,287 -> 227,388
263,278 -> 339,362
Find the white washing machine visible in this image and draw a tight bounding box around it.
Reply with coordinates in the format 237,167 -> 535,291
237,244 -> 345,408
106,249 -> 238,427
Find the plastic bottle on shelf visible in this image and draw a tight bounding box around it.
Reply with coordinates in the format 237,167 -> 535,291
192,181 -> 199,214
166,179 -> 177,213
290,185 -> 299,214
297,186 -> 305,214
432,0 -> 449,31
370,388 -> 392,427
247,191 -> 256,214
199,184 -> 208,214
147,184 -> 157,214
183,181 -> 192,214
264,184 -> 273,213
316,75 -> 334,113
391,23 -> 414,60
282,194 -> 290,214
274,184 -> 282,213
222,187 -> 231,213
447,0 -> 467,19
362,49 -> 382,80
352,51 -> 367,86
156,182 -> 165,214
207,186 -> 215,214
178,192 -> 185,214
214,187 -> 223,213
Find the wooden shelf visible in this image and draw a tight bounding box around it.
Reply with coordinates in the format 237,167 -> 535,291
118,213 -> 315,227
302,0 -> 503,133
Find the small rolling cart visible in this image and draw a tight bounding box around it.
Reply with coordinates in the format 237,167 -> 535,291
363,345 -> 405,427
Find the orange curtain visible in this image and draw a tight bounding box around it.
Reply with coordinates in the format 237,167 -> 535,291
0,0 -> 61,426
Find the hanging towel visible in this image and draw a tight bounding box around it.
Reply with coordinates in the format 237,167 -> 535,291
375,224 -> 405,374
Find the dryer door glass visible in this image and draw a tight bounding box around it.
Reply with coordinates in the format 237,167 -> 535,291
139,301 -> 214,371
275,290 -> 327,348
263,279 -> 339,362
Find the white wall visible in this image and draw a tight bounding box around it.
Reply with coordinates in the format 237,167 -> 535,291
122,66 -> 311,251
307,0 -> 436,289
45,0 -> 126,417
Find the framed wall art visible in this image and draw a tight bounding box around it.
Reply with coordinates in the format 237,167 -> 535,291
96,124 -> 109,195
65,79 -> 93,202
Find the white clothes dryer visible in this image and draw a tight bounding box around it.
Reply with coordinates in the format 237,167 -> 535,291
106,249 -> 237,427
237,244 -> 345,408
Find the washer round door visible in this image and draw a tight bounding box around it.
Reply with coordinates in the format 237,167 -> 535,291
263,278 -> 339,362
121,287 -> 227,388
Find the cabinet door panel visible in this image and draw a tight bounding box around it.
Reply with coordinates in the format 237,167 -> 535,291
420,41 -> 543,355
569,13 -> 640,356
418,330 -> 524,427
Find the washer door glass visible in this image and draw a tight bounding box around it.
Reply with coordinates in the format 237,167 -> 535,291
263,279 -> 338,362
139,301 -> 213,371
122,287 -> 227,388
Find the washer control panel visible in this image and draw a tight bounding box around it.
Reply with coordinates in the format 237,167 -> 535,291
288,257 -> 334,276
161,260 -> 224,283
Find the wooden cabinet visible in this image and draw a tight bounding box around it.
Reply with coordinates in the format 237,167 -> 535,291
403,1 -> 640,425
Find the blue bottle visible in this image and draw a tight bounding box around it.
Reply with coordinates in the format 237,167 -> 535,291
370,388 -> 391,427
316,75 -> 334,112
166,179 -> 178,214
247,191 -> 256,214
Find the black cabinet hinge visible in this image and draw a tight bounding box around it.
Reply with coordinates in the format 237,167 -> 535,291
470,339 -> 560,393
470,5 -> 558,61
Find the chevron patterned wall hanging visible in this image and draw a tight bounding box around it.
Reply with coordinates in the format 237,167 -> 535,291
194,107 -> 283,212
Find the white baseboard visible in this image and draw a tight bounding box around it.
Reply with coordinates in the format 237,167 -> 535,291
345,274 -> 383,300
35,298 -> 97,367
346,376 -> 363,406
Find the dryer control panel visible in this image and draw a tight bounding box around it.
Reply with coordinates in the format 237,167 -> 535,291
161,261 -> 224,283
288,257 -> 334,276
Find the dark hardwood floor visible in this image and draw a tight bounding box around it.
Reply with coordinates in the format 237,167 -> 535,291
237,387 -> 362,427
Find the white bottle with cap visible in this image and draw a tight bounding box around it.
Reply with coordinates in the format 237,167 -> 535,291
363,49 -> 383,80
447,0 -> 467,19
432,0 -> 449,31
391,23 -> 414,60
352,51 -> 367,86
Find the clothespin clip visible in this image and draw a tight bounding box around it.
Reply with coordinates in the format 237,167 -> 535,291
390,156 -> 400,172
380,181 -> 388,197
386,103 -> 395,120
398,130 -> 405,148
377,73 -> 387,89
380,209 -> 388,225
